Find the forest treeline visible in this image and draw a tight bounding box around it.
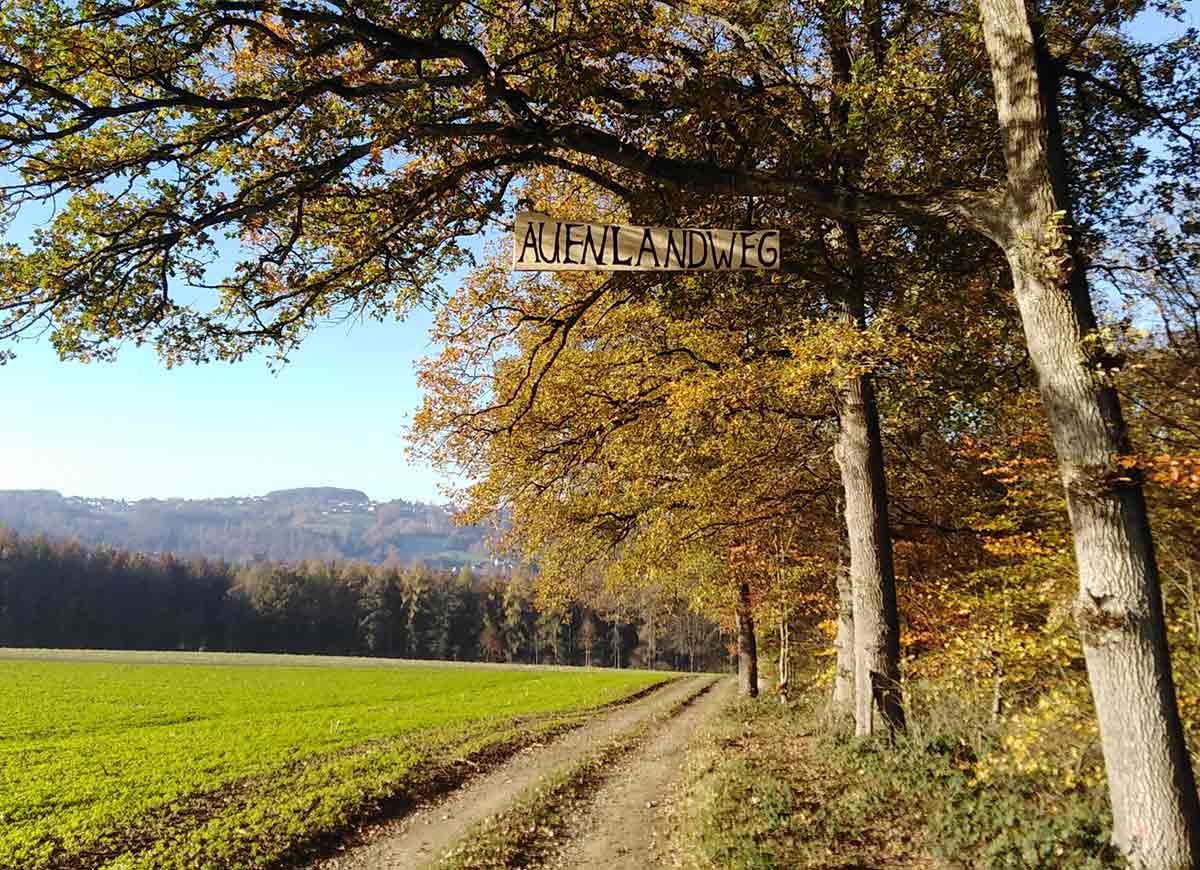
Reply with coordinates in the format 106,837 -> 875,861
0,529 -> 723,671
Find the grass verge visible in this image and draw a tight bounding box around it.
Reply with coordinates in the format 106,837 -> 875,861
670,689 -> 1126,870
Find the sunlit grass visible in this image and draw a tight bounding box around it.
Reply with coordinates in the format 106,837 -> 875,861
0,649 -> 667,870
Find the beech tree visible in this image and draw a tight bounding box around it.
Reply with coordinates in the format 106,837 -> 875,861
3,1 -> 1199,863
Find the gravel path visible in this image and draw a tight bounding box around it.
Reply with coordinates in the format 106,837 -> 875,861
535,677 -> 735,870
312,675 -> 716,870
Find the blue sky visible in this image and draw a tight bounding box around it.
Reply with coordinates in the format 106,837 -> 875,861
2,302 -> 454,503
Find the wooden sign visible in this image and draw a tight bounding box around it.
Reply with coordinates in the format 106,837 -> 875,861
512,212 -> 780,272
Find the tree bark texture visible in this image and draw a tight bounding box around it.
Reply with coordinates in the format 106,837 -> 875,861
735,581 -> 759,698
832,497 -> 856,719
648,609 -> 656,668
835,365 -> 905,736
778,619 -> 790,698
979,0 -> 1200,864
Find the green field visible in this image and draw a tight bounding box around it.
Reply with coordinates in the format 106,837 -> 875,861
0,649 -> 670,870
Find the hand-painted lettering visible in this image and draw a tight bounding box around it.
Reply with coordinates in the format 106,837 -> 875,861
513,213 -> 780,272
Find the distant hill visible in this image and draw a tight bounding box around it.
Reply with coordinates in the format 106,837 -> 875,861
0,488 -> 497,567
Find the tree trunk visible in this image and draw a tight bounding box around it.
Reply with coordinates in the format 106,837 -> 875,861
979,0 -> 1200,864
836,368 -> 905,736
735,581 -> 758,698
832,498 -> 856,719
826,7 -> 904,738
779,619 -> 788,687
648,608 -> 656,669
690,615 -> 698,673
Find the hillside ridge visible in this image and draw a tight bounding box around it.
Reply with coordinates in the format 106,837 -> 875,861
0,487 -> 492,567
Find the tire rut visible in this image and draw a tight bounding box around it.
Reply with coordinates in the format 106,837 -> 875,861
312,675 -> 712,870
535,677 -> 735,870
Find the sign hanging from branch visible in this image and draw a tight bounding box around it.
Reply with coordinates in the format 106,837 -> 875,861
512,212 -> 780,272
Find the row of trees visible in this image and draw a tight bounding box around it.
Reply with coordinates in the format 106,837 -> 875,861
1,0 -> 1198,864
0,530 -> 724,671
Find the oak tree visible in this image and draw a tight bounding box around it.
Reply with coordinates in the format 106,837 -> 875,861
4,1 -> 1200,862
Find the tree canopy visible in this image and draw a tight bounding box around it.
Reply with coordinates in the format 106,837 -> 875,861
1,0 -> 1193,362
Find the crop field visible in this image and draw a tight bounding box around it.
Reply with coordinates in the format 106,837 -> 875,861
0,649 -> 670,870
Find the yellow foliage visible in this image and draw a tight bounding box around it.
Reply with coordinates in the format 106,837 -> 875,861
976,687 -> 1105,792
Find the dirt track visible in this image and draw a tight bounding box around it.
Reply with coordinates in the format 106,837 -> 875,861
312,674 -> 726,870
534,677 -> 734,869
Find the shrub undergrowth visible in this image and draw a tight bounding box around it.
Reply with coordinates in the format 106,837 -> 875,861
675,688 -> 1126,870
